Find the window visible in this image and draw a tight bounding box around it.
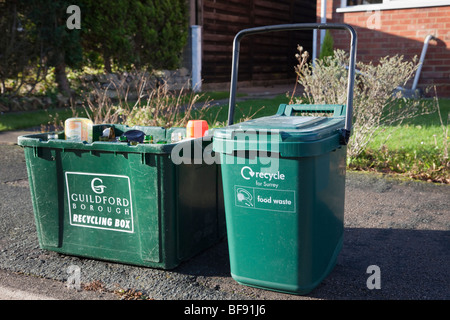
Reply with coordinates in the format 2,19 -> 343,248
347,1 -> 382,5
337,0 -> 450,12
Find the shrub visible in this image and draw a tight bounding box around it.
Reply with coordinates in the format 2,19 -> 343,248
294,48 -> 434,159
80,70 -> 212,129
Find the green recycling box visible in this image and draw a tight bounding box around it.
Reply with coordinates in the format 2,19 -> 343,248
212,104 -> 348,295
18,124 -> 225,269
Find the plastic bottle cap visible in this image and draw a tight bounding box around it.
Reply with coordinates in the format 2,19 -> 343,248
122,130 -> 145,143
186,120 -> 208,139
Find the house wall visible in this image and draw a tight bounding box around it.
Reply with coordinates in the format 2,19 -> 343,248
317,0 -> 450,97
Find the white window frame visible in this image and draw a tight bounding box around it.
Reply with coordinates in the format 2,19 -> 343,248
337,0 -> 450,12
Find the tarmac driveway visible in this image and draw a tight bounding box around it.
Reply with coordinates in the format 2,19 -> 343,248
0,144 -> 448,300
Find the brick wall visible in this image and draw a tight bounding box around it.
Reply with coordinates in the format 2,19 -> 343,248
317,1 -> 450,97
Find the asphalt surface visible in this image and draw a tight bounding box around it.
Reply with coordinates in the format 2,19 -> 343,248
0,130 -> 449,301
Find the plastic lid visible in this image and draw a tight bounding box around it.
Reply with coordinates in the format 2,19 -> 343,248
214,115 -> 344,142
212,114 -> 346,157
234,115 -> 326,129
122,130 -> 145,143
186,120 -> 208,138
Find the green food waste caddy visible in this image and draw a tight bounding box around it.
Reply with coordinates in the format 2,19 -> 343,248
213,23 -> 357,295
18,124 -> 225,269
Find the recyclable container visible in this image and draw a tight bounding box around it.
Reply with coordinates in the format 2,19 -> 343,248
18,124 -> 225,269
212,23 -> 357,294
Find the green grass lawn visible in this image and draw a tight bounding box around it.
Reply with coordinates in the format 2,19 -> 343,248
367,99 -> 450,150
0,91 -> 244,132
1,92 -> 448,182
195,94 -> 290,126
0,108 -> 84,131
352,98 -> 450,182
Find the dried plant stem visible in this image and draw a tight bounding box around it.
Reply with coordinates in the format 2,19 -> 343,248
76,70 -> 212,129
434,86 -> 449,162
294,48 -> 434,159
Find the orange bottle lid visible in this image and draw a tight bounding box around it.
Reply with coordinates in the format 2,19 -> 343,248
186,120 -> 208,138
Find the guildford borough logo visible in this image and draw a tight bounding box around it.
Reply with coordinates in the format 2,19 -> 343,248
91,178 -> 107,194
65,172 -> 134,233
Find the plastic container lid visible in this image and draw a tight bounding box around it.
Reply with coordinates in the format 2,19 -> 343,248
212,114 -> 345,157
121,130 -> 145,143
214,115 -> 344,141
186,120 -> 208,139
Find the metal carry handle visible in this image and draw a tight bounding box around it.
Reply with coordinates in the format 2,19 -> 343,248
227,23 -> 357,144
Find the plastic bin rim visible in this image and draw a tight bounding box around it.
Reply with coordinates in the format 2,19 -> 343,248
17,132 -> 211,154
